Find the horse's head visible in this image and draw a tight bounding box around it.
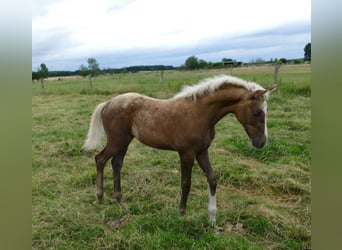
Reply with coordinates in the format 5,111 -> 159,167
234,86 -> 276,148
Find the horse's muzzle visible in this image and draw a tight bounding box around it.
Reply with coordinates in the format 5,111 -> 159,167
251,136 -> 267,148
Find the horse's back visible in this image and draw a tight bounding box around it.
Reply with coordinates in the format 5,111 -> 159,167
103,93 -> 175,149
108,92 -> 143,108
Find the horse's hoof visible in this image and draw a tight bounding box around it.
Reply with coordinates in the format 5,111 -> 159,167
93,199 -> 102,205
209,217 -> 216,227
114,193 -> 122,202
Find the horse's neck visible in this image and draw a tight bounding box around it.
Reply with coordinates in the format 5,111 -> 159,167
200,86 -> 247,126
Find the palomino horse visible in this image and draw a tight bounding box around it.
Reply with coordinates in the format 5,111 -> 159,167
83,75 -> 275,224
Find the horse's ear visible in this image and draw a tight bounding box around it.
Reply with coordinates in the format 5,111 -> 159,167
265,85 -> 277,92
251,85 -> 277,99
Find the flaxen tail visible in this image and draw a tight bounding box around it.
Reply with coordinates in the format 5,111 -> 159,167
83,102 -> 107,151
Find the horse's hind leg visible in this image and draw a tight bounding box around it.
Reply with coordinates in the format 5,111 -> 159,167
94,146 -> 115,204
111,146 -> 129,202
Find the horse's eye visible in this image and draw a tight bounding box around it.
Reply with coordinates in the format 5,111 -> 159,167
253,110 -> 262,117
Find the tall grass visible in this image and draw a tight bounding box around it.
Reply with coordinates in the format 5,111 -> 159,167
32,64 -> 311,249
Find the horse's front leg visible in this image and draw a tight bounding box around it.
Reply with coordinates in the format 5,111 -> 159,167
196,150 -> 217,225
178,152 -> 195,216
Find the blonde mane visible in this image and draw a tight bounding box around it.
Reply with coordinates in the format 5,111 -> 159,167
173,75 -> 265,101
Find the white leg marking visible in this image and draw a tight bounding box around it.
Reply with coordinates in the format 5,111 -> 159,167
208,190 -> 217,225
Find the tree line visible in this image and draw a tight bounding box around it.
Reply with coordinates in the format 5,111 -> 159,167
32,62 -> 176,79
33,43 -> 311,81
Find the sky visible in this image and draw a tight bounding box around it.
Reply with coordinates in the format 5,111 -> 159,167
32,0 -> 311,71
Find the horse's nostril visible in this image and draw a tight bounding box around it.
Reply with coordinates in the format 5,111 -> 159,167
252,137 -> 266,148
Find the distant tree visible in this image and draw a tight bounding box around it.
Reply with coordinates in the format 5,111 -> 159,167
304,43 -> 311,62
294,59 -> 304,64
212,62 -> 223,68
32,71 -> 39,82
206,62 -> 214,69
79,58 -> 100,88
87,58 -> 100,88
79,64 -> 89,78
279,58 -> 288,64
88,58 -> 100,77
185,56 -> 199,70
37,63 -> 48,90
108,68 -> 115,77
198,59 -> 208,69
255,57 -> 265,64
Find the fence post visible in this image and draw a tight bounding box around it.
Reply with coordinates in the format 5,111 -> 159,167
159,70 -> 164,85
274,63 -> 281,85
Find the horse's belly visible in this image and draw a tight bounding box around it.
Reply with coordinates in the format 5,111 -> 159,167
131,122 -> 174,150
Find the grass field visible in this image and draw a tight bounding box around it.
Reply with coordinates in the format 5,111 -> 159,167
32,64 -> 311,249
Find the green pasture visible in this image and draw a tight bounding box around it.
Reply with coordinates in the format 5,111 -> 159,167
32,64 -> 311,249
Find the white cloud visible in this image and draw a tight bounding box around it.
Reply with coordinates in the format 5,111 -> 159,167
32,0 -> 311,70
